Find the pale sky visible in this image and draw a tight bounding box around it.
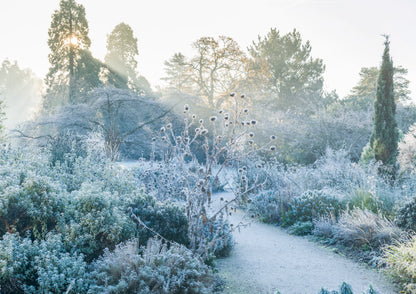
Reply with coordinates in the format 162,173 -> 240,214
0,0 -> 415,98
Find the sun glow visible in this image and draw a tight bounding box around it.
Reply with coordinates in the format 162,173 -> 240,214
64,36 -> 79,46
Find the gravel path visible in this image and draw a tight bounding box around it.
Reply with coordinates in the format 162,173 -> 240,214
213,192 -> 398,294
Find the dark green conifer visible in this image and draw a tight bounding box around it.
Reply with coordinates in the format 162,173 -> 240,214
370,36 -> 398,177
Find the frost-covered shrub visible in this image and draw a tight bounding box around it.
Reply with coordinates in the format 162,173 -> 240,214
334,208 -> 401,248
313,215 -> 337,238
61,183 -> 136,261
383,236 -> 416,293
398,123 -> 416,173
89,238 -> 214,294
288,221 -> 314,236
0,173 -> 66,239
130,195 -> 189,246
48,131 -> 87,170
248,190 -> 287,224
0,233 -> 90,294
396,197 -> 416,232
285,190 -> 345,226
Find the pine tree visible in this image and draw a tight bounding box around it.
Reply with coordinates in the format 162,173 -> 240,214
370,36 -> 398,176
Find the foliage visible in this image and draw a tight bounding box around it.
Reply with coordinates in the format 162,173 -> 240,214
130,195 -> 190,247
343,66 -> 411,111
318,282 -> 378,294
288,221 -> 314,236
105,23 -> 149,94
249,190 -> 283,224
369,37 -> 398,176
334,208 -> 401,249
259,107 -> 372,164
285,190 -> 345,226
60,182 -> 136,261
346,187 -> 384,214
162,53 -> 192,93
0,60 -> 42,129
398,123 -> 416,174
0,233 -> 90,294
89,238 -> 214,294
382,235 -> 416,293
396,197 -> 416,232
247,28 -> 325,110
0,171 -> 66,239
48,131 -> 87,169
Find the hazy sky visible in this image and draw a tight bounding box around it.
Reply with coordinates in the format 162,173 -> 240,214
1,0 -> 415,98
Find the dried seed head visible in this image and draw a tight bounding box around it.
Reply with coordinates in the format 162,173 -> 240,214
270,135 -> 276,140
166,123 -> 172,129
225,122 -> 229,127
192,114 -> 196,119
210,116 -> 217,122
243,108 -> 249,114
152,137 -> 156,142
199,119 -> 203,124
160,127 -> 165,133
198,167 -> 204,173
161,136 -> 166,141
248,140 -> 254,145
195,128 -> 200,133
241,94 -> 246,98
184,104 -> 189,111
249,132 -> 254,138
238,168 -> 243,173
230,92 -> 236,97
219,109 -> 224,114
270,145 -> 276,151
251,120 -> 257,125
201,129 -> 208,135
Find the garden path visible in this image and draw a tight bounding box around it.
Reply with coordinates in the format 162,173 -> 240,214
213,191 -> 398,294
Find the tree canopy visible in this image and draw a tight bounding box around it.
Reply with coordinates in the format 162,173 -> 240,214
247,28 -> 325,110
105,23 -> 150,93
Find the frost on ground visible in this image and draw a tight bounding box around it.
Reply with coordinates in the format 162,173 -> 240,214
214,192 -> 398,294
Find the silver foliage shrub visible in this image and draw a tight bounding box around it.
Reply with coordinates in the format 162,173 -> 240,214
89,238 -> 214,294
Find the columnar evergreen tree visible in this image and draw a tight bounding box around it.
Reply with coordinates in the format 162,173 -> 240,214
370,36 -> 398,176
43,0 -> 91,111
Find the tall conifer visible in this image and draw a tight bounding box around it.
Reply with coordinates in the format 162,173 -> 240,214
370,36 -> 398,176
